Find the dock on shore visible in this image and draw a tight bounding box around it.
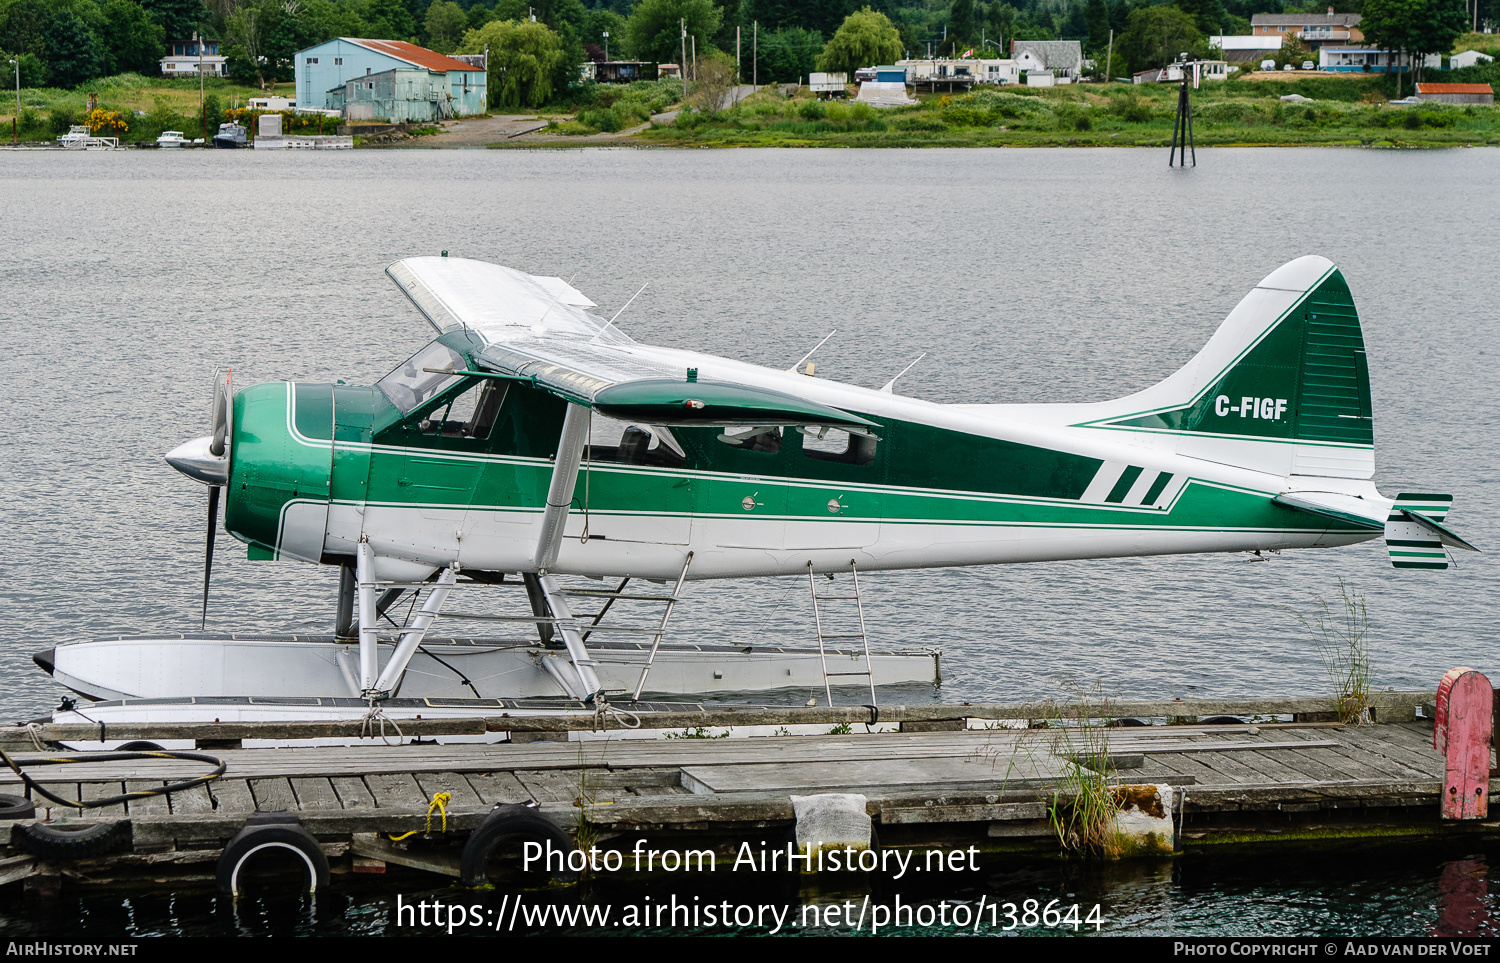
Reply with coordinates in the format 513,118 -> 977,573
0,690 -> 1481,894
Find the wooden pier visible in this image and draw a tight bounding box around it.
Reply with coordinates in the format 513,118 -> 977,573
0,690 -> 1483,893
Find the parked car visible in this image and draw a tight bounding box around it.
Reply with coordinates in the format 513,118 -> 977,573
1302,60 -> 1315,70
1261,59 -> 1276,70
1283,63 -> 1297,70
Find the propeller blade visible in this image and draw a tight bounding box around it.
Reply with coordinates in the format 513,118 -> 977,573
201,484 -> 220,630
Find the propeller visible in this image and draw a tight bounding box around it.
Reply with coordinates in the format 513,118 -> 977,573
201,370 -> 231,629
166,371 -> 232,630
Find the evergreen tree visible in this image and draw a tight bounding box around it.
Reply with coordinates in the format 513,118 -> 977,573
101,0 -> 165,75
44,7 -> 102,86
138,0 -> 204,42
1085,0 -> 1109,48
623,0 -> 720,66
948,0 -> 976,49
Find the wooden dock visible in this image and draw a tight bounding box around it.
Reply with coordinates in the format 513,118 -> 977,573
0,690 -> 1482,893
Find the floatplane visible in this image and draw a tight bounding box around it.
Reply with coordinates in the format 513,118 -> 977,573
36,254 -> 1475,734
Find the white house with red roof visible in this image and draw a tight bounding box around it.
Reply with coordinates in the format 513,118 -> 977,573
294,39 -> 487,119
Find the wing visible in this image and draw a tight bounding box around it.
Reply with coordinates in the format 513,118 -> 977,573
387,256 -> 874,430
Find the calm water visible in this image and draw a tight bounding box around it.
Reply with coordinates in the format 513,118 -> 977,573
0,146 -> 1496,936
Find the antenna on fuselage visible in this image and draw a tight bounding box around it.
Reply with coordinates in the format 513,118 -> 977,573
880,352 -> 926,393
592,280 -> 651,343
789,329 -> 836,374
532,273 -> 579,330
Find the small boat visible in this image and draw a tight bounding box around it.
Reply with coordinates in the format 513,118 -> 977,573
156,130 -> 186,148
212,122 -> 247,148
57,125 -> 119,149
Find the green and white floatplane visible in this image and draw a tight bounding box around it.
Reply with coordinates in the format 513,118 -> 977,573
38,254 -> 1475,735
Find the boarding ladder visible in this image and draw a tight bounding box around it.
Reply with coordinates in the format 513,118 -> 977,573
559,552 -> 693,701
807,560 -> 878,708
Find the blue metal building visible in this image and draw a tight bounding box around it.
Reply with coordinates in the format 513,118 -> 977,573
294,39 -> 487,118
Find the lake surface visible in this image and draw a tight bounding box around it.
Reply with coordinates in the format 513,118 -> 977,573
0,146 -> 1496,936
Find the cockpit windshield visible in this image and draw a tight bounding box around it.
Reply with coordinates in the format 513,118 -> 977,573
377,341 -> 466,413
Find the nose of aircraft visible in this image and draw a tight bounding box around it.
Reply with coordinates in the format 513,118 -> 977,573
165,436 -> 229,486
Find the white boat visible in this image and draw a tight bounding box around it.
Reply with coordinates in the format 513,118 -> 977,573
57,125 -> 119,150
156,130 -> 187,148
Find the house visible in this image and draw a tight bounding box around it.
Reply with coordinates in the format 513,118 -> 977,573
160,35 -> 227,78
1318,47 -> 1441,72
1415,82 -> 1494,104
1251,9 -> 1363,48
1210,35 -> 1283,64
294,39 -> 487,119
898,58 -> 1018,86
856,67 -> 916,106
1449,50 -> 1495,69
1010,40 -> 1083,83
1133,60 -> 1230,84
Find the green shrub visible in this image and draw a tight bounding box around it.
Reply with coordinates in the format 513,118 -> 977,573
580,107 -> 622,131
798,99 -> 826,120
1110,96 -> 1152,122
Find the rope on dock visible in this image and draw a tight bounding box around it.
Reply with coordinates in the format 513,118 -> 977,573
0,748 -> 226,810
388,791 -> 452,841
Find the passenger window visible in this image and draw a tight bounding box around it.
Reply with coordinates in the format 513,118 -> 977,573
717,426 -> 782,454
419,381 -> 504,440
800,427 -> 877,465
585,415 -> 686,468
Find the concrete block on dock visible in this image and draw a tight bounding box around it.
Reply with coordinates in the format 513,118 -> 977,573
791,794 -> 870,869
1111,784 -> 1175,856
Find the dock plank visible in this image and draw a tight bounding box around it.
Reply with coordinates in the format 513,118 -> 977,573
463,771 -> 531,805
414,772 -> 485,811
364,773 -> 428,810
513,770 -> 585,804
1140,752 -> 1260,787
1332,726 -> 1442,775
1277,730 -> 1423,781
168,784 -> 216,816
249,778 -> 299,813
330,776 -> 376,809
290,777 -> 342,811
125,781 -> 171,817
78,780 -> 127,818
207,779 -> 256,815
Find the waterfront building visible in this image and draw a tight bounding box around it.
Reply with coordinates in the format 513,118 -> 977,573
294,39 -> 487,120
160,34 -> 228,78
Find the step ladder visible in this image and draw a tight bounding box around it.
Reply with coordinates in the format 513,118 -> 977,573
807,560 -> 877,708
559,552 -> 693,702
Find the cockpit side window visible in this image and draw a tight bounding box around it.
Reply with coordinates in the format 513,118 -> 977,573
377,341 -> 466,413
419,380 -> 506,440
585,415 -> 687,468
800,426 -> 877,466
717,426 -> 783,454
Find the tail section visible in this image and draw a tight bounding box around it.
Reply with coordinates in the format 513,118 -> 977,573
998,256 -> 1377,480
1079,256 -> 1373,476
1385,493 -> 1479,569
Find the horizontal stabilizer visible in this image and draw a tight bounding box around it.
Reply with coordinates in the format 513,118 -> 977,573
1272,491 -> 1386,532
1384,493 -> 1472,570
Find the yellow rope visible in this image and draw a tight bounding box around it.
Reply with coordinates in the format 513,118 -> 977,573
387,791 -> 451,841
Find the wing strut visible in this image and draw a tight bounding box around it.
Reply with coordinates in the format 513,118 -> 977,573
534,403 -> 590,571
528,403 -> 605,702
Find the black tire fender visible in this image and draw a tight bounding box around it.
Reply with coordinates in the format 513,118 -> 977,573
0,795 -> 36,821
11,820 -> 130,859
460,803 -> 578,887
216,815 -> 329,897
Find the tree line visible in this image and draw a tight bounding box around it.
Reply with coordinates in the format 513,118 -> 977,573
0,0 -> 1486,97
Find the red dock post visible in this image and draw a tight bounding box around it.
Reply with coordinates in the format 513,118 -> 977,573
1434,667 -> 1493,820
